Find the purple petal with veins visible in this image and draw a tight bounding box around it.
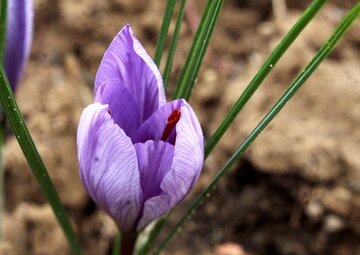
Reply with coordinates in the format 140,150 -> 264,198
5,0 -> 34,90
95,24 -> 166,123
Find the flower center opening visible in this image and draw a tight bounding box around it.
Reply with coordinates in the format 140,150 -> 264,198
161,109 -> 181,143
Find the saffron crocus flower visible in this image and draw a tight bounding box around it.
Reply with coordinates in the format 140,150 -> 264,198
77,25 -> 204,232
4,0 -> 34,90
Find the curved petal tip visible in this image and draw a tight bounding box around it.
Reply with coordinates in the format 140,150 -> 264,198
95,24 -> 166,121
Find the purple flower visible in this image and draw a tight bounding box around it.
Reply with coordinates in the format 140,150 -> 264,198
77,25 -> 204,232
5,0 -> 34,90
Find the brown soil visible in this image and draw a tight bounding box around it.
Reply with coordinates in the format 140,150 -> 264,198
1,0 -> 360,254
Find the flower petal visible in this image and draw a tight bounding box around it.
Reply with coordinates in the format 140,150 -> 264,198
134,140 -> 174,230
77,103 -> 142,232
161,102 -> 204,205
137,195 -> 171,231
95,79 -> 141,136
131,99 -> 184,143
95,24 -> 166,122
134,141 -> 174,201
5,0 -> 34,90
133,100 -> 204,229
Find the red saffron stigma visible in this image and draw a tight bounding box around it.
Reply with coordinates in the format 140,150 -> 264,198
161,109 -> 181,142
108,109 -> 112,115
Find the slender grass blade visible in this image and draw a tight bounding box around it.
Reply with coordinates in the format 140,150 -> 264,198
173,0 -> 224,100
0,0 -> 7,62
141,0 -> 328,251
112,231 -> 122,255
163,0 -> 188,90
154,4 -> 360,254
204,0 -> 328,158
0,65 -> 82,255
154,0 -> 176,67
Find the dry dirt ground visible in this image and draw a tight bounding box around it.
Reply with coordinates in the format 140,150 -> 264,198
1,0 -> 360,254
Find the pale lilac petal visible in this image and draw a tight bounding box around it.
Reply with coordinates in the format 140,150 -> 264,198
134,141 -> 174,201
131,99 -> 184,143
134,141 -> 174,230
95,24 -> 166,122
95,79 -> 141,136
137,195 -> 171,231
161,102 -> 204,205
134,100 -> 204,229
5,0 -> 34,90
77,103 -> 142,232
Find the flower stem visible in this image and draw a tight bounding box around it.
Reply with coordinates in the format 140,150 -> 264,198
120,232 -> 137,255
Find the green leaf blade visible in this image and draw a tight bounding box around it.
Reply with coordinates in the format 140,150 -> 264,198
154,0 -> 176,67
0,0 -> 7,62
173,0 -> 224,100
154,3 -> 359,254
204,0 -> 328,158
0,65 -> 82,255
163,0 -> 188,90
112,231 -> 122,255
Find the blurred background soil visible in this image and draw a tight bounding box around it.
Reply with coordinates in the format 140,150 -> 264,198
1,0 -> 360,254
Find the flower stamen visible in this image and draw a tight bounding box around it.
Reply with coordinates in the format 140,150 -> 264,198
161,109 -> 181,142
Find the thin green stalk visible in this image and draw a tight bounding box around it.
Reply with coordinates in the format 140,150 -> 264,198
204,0 -> 328,158
0,0 -> 6,62
112,231 -> 122,255
139,2 -> 223,250
154,0 -> 176,67
154,4 -> 359,254
163,0 -> 188,90
140,0 -> 327,250
0,65 -> 82,255
173,0 -> 224,100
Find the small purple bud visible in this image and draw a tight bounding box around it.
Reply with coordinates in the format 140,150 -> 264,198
4,0 -> 34,90
77,25 -> 204,232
